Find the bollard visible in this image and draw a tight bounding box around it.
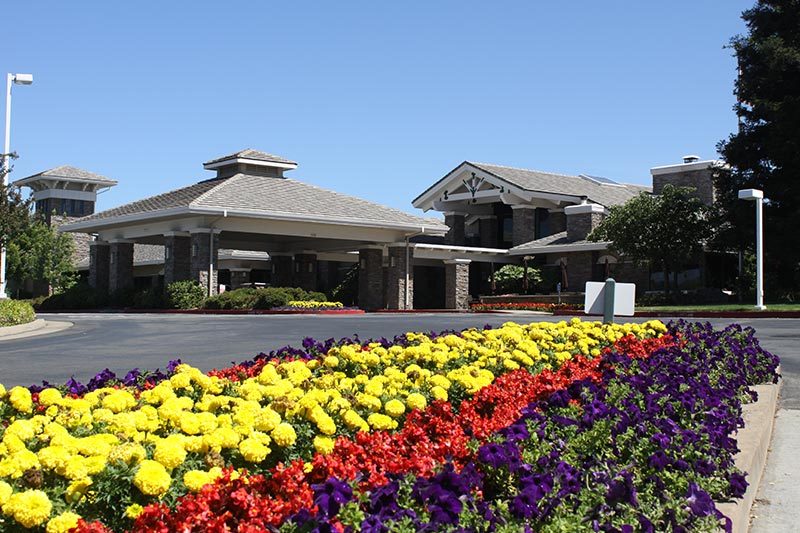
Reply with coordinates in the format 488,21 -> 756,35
603,278 -> 616,324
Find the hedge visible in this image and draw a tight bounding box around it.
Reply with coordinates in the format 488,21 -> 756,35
0,299 -> 36,327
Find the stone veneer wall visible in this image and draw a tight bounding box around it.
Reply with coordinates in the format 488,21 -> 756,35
445,260 -> 470,309
190,232 -> 219,296
512,208 -> 536,247
109,242 -> 134,292
386,246 -> 413,310
358,248 -> 384,310
652,167 -> 715,206
444,214 -> 466,246
293,253 -> 318,291
164,235 -> 191,285
566,212 -> 604,241
88,243 -> 110,292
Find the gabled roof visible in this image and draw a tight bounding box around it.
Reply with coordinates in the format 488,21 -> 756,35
508,231 -> 609,255
414,161 -> 650,209
13,165 -> 118,187
64,173 -> 448,233
204,149 -> 297,167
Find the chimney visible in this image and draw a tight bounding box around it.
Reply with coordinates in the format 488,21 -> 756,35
650,155 -> 717,205
564,203 -> 605,241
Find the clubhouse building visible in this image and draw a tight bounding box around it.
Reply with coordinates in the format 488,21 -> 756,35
15,149 -> 719,309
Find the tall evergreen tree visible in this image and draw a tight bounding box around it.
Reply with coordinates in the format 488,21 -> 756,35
716,0 -> 800,296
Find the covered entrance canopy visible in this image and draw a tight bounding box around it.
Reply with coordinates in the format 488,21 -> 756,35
61,149 -> 501,309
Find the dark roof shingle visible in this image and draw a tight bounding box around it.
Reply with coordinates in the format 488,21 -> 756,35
204,149 -> 296,166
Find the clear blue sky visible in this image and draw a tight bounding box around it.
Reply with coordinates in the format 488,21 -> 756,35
4,1 -> 752,216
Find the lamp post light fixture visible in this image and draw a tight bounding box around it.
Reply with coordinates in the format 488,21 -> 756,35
737,188 -> 766,310
1,73 -> 34,299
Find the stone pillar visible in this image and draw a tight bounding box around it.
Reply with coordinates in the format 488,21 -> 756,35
444,213 -> 466,246
293,252 -> 318,291
358,247 -> 384,310
511,206 -> 537,246
89,241 -> 110,293
478,216 -> 498,295
270,254 -> 293,287
164,233 -> 191,285
445,259 -> 471,310
565,204 -> 605,241
478,216 -> 498,248
547,209 -> 567,235
386,244 -> 414,310
190,229 -> 220,296
109,241 -> 134,292
229,269 -> 250,289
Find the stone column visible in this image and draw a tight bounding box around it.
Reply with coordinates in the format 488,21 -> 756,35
229,268 -> 250,289
109,241 -> 134,292
511,206 -> 537,246
358,247 -> 384,310
547,209 -> 567,235
445,259 -> 471,310
386,243 -> 414,310
293,252 -> 318,291
478,216 -> 498,295
89,241 -> 110,293
565,204 -> 605,241
163,232 -> 191,285
270,254 -> 293,287
444,213 -> 466,245
190,229 -> 220,296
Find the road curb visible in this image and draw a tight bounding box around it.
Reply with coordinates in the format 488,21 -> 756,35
717,377 -> 782,533
0,318 -> 46,337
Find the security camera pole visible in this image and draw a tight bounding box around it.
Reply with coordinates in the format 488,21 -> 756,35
737,188 -> 766,310
1,73 -> 34,299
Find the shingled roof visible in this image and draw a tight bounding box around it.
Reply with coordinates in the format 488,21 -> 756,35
204,149 -> 297,167
467,162 -> 650,208
13,165 -> 117,186
68,173 -> 447,231
508,231 -> 609,255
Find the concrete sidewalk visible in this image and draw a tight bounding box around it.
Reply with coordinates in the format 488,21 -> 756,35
0,319 -> 73,341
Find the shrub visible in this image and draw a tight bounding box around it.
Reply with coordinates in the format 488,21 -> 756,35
133,288 -> 166,309
37,283 -> 109,310
252,287 -> 291,309
0,299 -> 36,327
166,281 -> 206,309
306,291 -> 327,302
491,264 -> 543,294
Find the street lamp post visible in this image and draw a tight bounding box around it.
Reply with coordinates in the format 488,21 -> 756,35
737,188 -> 766,310
1,73 -> 34,299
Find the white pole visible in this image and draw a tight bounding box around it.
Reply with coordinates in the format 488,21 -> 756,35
0,74 -> 13,299
755,197 -> 766,310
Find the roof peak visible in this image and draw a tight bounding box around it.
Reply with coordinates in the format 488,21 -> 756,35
14,165 -> 117,186
468,161 -> 580,180
203,148 -> 297,170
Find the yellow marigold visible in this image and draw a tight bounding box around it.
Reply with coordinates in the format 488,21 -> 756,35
179,412 -> 202,435
343,410 -> 369,432
101,390 -> 137,413
5,419 -> 36,442
183,470 -> 213,492
239,437 -> 270,463
65,478 -> 92,504
0,480 -> 12,506
271,423 -> 297,447
323,356 -> 339,368
430,386 -> 448,402
46,511 -> 81,533
133,460 -> 171,497
367,413 -> 397,431
313,435 -> 335,455
38,388 -> 62,407
384,399 -> 405,418
8,386 -> 33,413
108,443 -> 147,465
0,383 -> 6,398
4,489 -> 52,528
406,393 -> 427,411
154,436 -> 187,469
124,503 -> 144,519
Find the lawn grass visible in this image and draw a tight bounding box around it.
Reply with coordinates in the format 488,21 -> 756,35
636,303 -> 800,312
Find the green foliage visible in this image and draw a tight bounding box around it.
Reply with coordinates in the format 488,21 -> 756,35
6,217 -> 77,294
38,283 -> 110,310
331,265 -> 358,306
133,287 -> 166,309
165,280 -> 206,309
0,299 -> 36,327
0,154 -> 31,252
589,184 -> 711,295
203,286 -> 324,310
490,264 -> 543,294
716,0 -> 800,296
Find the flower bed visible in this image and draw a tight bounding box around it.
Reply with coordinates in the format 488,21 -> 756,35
0,320 -> 778,532
470,302 -> 582,312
